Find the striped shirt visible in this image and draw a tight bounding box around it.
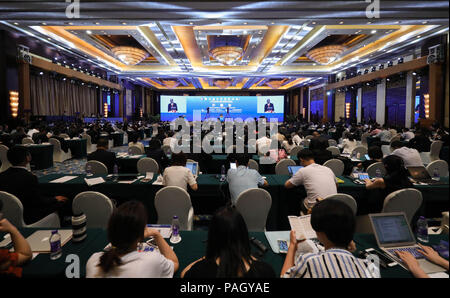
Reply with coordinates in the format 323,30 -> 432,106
284,249 -> 377,278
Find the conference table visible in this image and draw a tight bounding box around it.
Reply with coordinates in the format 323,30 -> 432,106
13,227 -> 448,278
37,173 -> 449,231
20,143 -> 54,170
65,138 -> 87,158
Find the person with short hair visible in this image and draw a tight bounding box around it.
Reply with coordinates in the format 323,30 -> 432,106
227,154 -> 268,205
357,146 -> 383,170
86,201 -> 178,278
281,199 -> 376,278
401,128 -> 415,141
162,153 -> 198,191
181,206 -> 276,278
0,146 -> 68,224
87,137 -> 117,174
128,132 -> 145,153
284,149 -> 337,213
341,133 -> 358,154
391,140 -> 423,168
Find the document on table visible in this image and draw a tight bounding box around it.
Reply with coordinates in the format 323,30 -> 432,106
288,215 -> 317,240
118,179 -> 138,184
84,177 -> 105,186
50,176 -> 77,183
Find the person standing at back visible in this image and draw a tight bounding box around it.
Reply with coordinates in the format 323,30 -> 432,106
87,138 -> 117,174
284,149 -> 337,214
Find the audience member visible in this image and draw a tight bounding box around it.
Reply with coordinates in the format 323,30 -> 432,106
391,140 -> 423,167
87,138 -> 117,174
162,153 -> 198,191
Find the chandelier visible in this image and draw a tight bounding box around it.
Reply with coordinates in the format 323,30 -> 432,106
111,46 -> 149,65
161,79 -> 180,89
209,46 -> 243,66
265,80 -> 284,89
306,45 -> 346,65
214,79 -> 232,89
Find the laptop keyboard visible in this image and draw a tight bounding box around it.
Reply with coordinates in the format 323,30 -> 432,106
387,247 -> 424,259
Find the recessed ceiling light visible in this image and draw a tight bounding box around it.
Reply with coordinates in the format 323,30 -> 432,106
339,21 -> 344,24
189,22 -> 194,25
422,21 -> 428,24
243,22 -> 248,25
271,22 -> 275,25
371,30 -> 377,34
367,21 -> 372,24
122,22 -> 127,25
41,22 -> 47,25
86,30 -> 92,34
395,21 -> 400,24
312,22 -> 316,25
13,22 -> 19,25
68,22 -> 73,25
95,22 -> 100,25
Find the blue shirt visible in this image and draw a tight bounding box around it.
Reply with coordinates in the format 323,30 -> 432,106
227,166 -> 266,205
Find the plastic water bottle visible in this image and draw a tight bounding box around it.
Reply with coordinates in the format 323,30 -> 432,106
221,165 -> 226,181
49,230 -> 62,260
170,216 -> 181,244
432,168 -> 440,181
86,164 -> 93,176
113,164 -> 119,176
416,216 -> 429,243
128,148 -> 132,156
375,169 -> 382,178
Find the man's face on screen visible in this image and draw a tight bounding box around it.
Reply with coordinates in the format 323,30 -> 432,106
267,99 -> 270,104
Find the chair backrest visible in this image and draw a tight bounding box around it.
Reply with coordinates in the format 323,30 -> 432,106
289,146 -> 303,157
381,144 -> 392,157
0,191 -> 26,227
154,186 -> 192,230
235,188 -> 272,232
366,162 -> 387,178
389,134 -> 401,143
85,160 -> 108,175
300,139 -> 310,147
426,160 -> 449,177
361,132 -> 370,146
382,188 -> 423,223
0,144 -> 11,173
59,133 -> 70,139
248,159 -> 259,171
82,133 -> 93,146
328,139 -> 337,147
72,191 -> 114,228
22,137 -> 34,144
137,157 -> 159,175
305,135 -> 314,140
323,159 -> 344,176
326,146 -> 340,156
351,146 -> 367,157
128,145 -> 143,155
430,141 -> 443,159
323,193 -> 357,215
161,144 -> 172,155
275,158 -> 296,175
48,138 -> 62,152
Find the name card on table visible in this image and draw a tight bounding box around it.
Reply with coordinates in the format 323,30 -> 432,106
50,176 -> 78,183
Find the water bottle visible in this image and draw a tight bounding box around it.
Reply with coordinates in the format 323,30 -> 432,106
416,216 -> 429,243
49,230 -> 62,260
432,168 -> 440,181
113,164 -> 119,178
86,164 -> 93,176
128,147 -> 132,156
221,165 -> 226,181
170,215 -> 181,244
375,168 -> 382,178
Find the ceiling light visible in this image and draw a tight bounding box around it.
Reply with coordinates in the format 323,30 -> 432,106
371,30 -> 377,34
86,30 -> 92,34
367,21 -> 372,24
111,46 -> 149,65
189,22 -> 194,25
339,21 -> 344,24
161,79 -> 180,89
312,22 -> 316,25
13,22 -> 19,25
422,21 -> 428,24
39,72 -> 44,75
209,46 -> 243,66
95,22 -> 100,25
306,45 -> 346,65
122,22 -> 127,25
243,22 -> 248,25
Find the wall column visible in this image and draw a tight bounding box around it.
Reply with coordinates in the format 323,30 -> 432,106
405,71 -> 416,128
429,63 -> 444,124
18,60 -> 31,122
323,88 -> 328,122
376,79 -> 386,125
357,87 -> 362,123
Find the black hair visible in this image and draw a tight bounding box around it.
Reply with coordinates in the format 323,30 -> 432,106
390,140 -> 404,149
235,154 -> 250,167
7,146 -> 30,166
310,199 -> 355,248
171,152 -> 187,166
206,206 -> 252,278
382,154 -> 408,176
149,138 -> 161,149
129,132 -> 139,143
297,148 -> 314,161
367,146 -> 383,160
347,133 -> 355,141
97,138 -> 109,148
98,201 -> 147,274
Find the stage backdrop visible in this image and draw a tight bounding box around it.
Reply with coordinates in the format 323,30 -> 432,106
160,95 -> 284,121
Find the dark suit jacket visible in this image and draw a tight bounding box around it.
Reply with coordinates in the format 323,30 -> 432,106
147,148 -> 169,172
168,103 -> 178,112
0,167 -> 58,224
87,149 -> 117,174
50,136 -> 69,153
264,103 -> 274,112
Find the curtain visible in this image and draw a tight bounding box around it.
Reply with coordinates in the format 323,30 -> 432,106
30,74 -> 98,116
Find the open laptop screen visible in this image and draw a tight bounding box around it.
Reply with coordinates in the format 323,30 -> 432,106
371,214 -> 415,245
186,162 -> 198,176
288,165 -> 303,176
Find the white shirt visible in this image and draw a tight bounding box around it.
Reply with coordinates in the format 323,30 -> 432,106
163,137 -> 177,150
402,131 -> 415,141
86,250 -> 174,278
162,166 -> 197,191
341,139 -> 358,154
256,136 -> 271,150
391,147 -> 423,167
27,129 -> 39,137
288,163 -> 337,208
292,135 -> 303,146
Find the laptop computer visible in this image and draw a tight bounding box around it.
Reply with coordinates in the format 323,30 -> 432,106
287,165 -> 303,176
11,230 -> 73,253
407,166 -> 445,184
186,161 -> 199,178
369,212 -> 446,274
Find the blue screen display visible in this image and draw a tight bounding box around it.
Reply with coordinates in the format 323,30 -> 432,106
160,95 -> 284,121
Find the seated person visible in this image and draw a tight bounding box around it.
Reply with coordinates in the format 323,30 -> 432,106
181,206 -> 276,278
87,138 -> 117,174
281,199 -> 377,278
227,154 -> 268,205
309,137 -> 332,165
162,153 -> 198,191
163,131 -> 177,150
86,201 -> 178,278
50,129 -> 69,153
146,138 -> 169,172
0,201 -> 32,278
357,146 -> 383,171
282,137 -> 296,155
364,155 -> 413,212
128,132 -> 145,154
408,129 -> 431,152
0,146 -> 68,225
401,128 -> 415,141
396,244 -> 449,278
284,149 -> 337,213
341,133 -> 358,155
391,140 -> 423,168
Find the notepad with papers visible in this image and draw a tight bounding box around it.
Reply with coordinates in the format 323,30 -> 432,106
288,215 -> 317,240
84,177 -> 105,186
50,176 -> 77,183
